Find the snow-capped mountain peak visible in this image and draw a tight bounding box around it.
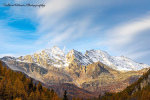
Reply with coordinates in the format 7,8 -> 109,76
68,49 -> 149,71
67,49 -> 93,66
51,46 -> 65,56
0,47 -> 149,71
13,46 -> 69,68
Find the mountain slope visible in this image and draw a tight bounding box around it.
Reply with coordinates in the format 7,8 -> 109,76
94,69 -> 150,100
0,61 -> 62,100
46,83 -> 99,99
0,46 -> 149,95
18,46 -> 69,68
67,49 -> 149,71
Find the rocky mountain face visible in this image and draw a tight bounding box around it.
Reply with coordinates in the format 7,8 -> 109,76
18,46 -> 69,68
0,46 -> 149,96
2,46 -> 148,71
140,74 -> 150,90
66,61 -> 149,93
67,49 -> 149,71
131,70 -> 150,95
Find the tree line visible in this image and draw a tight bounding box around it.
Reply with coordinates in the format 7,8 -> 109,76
0,61 -> 63,100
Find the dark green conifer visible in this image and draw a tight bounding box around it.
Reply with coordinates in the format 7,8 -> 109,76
63,90 -> 68,100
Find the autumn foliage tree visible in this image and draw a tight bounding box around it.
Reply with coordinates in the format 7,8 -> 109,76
91,69 -> 150,100
0,61 -> 62,100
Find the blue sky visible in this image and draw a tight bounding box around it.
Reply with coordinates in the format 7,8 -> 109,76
0,0 -> 150,65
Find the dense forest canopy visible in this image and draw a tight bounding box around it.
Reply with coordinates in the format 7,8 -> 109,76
0,61 -> 62,100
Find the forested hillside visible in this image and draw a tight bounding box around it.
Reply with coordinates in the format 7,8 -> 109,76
71,68 -> 150,100
90,69 -> 150,100
0,61 -> 62,100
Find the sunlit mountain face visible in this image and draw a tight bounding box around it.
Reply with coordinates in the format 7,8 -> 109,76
0,46 -> 149,97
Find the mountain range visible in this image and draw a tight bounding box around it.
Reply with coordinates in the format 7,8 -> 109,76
0,46 -> 149,98
1,46 -> 149,71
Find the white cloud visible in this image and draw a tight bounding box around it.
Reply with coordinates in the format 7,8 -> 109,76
63,46 -> 66,52
34,0 -> 127,50
147,11 -> 150,14
35,14 -> 96,48
62,46 -> 70,54
95,15 -> 150,64
127,50 -> 150,60
106,15 -> 150,47
0,54 -> 18,58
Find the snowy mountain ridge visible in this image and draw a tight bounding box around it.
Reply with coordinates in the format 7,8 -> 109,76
0,46 -> 149,71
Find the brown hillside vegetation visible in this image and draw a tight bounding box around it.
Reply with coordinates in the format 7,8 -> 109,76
74,68 -> 150,100
46,83 -> 99,99
66,61 -> 149,93
0,61 -> 62,100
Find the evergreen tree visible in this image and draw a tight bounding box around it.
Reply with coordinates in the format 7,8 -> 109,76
28,91 -> 35,100
0,78 -> 6,99
99,94 -> 101,100
0,61 -> 3,75
24,78 -> 30,94
2,66 -> 7,76
63,90 -> 68,100
40,91 -> 45,100
35,88 -> 40,100
45,89 -> 50,99
33,83 -> 37,92
37,82 -> 43,92
29,78 -> 33,91
5,79 -> 13,100
50,89 -> 54,98
5,69 -> 11,80
13,78 -> 20,98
